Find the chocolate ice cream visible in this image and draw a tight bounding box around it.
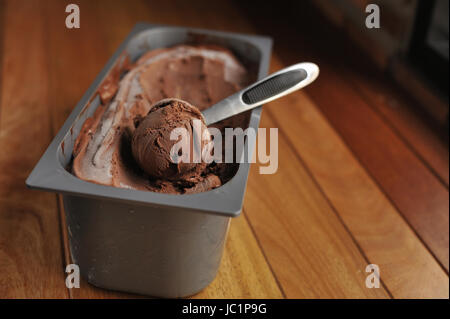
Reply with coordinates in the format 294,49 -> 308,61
131,99 -> 211,181
72,45 -> 251,194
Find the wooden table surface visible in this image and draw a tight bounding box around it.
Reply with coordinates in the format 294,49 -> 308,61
0,0 -> 448,299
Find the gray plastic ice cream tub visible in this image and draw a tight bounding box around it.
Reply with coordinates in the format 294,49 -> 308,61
26,23 -> 272,298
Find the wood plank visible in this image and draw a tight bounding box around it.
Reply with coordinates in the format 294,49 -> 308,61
0,0 -> 68,298
196,0 -> 447,297
244,109 -> 389,298
237,0 -> 449,272
347,69 -> 449,187
43,0 -> 283,298
266,55 -> 449,298
0,0 -> 4,125
305,66 -> 449,271
318,12 -> 449,188
314,8 -> 449,185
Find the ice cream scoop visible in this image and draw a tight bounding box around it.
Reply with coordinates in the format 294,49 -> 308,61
131,99 -> 211,181
132,62 -> 319,181
202,62 -> 319,125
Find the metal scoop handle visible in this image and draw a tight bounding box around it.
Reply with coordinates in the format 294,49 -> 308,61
202,62 -> 319,125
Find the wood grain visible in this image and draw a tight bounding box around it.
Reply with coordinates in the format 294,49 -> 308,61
207,1 -> 448,297
0,0 -> 4,125
265,57 -> 449,298
244,111 -> 389,298
348,69 -> 449,187
0,0 -> 68,298
1,0 -> 448,299
237,1 -> 449,272
306,67 -> 449,271
42,0 -> 283,299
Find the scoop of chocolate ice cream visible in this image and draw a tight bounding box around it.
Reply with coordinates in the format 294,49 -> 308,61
131,98 -> 211,181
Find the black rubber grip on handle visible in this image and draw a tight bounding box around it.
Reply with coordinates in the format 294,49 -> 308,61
242,69 -> 307,104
